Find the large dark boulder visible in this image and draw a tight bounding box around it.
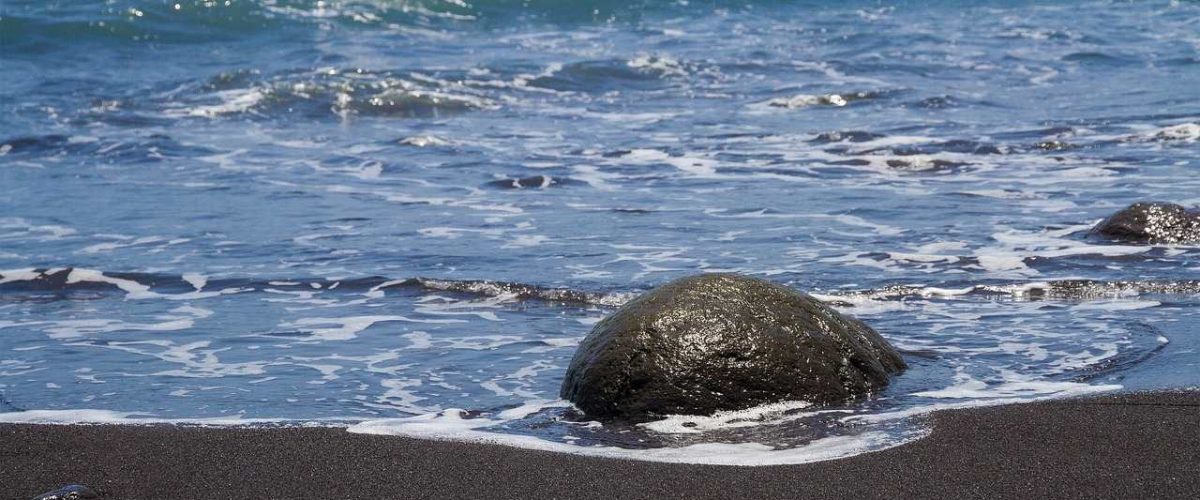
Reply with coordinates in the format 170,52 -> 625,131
560,273 -> 906,419
1090,202 -> 1200,244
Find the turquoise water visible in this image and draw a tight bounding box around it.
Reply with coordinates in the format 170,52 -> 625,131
1,0 -> 1197,463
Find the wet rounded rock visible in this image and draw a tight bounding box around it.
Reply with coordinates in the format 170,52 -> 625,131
1090,202 -> 1200,244
560,273 -> 906,419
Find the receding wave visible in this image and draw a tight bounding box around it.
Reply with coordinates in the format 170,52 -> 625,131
0,133 -> 215,162
162,68 -> 498,120
817,280 -> 1200,306
0,268 -> 630,306
1069,321 -> 1168,382
526,57 -> 695,93
1,267 -> 1184,464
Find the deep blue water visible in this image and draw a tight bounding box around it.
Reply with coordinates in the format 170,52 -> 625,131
1,0 -> 1197,464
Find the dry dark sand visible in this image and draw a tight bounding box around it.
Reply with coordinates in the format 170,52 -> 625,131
3,391 -> 1198,499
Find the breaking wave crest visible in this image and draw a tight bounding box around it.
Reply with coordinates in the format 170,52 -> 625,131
0,268 -> 631,306
3,268 -> 1195,309
817,280 -> 1200,306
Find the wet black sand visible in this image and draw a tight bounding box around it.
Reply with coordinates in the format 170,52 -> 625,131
3,391 -> 1198,499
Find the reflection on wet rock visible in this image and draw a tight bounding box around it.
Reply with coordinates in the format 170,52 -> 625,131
1091,202 -> 1200,245
561,273 -> 906,419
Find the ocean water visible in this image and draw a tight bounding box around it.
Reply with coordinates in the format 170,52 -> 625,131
1,0 -> 1198,465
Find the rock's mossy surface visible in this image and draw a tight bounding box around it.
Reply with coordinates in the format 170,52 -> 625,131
1091,202 -> 1200,244
561,273 -> 906,419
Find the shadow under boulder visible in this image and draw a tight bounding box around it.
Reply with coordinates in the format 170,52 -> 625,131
1090,202 -> 1200,244
560,273 -> 906,420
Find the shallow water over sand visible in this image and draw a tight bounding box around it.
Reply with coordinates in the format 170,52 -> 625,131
1,0 -> 1198,464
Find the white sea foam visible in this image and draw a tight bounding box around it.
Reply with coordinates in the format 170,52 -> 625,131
617,148 -> 719,177
1071,300 -> 1160,311
977,255 -> 1031,273
71,339 -> 274,378
377,378 -> 435,414
181,273 -> 208,290
569,165 -> 619,190
763,94 -> 847,108
170,88 -> 267,118
1133,122 -> 1199,142
282,315 -> 468,342
627,54 -> 689,78
347,403 -> 925,466
703,209 -> 905,236
37,268 -> 246,301
0,409 -> 343,427
504,234 -> 549,248
0,409 -> 142,424
639,400 -> 813,434
0,268 -> 43,285
848,383 -> 1122,425
910,369 -> 1118,399
414,295 -> 507,322
399,135 -> 452,147
79,236 -> 168,254
0,218 -> 77,239
0,305 -> 213,340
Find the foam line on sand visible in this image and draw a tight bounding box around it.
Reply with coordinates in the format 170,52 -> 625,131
2,391 -> 1198,499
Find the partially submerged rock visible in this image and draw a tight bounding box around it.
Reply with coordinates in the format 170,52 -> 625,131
484,175 -> 581,190
1090,202 -> 1200,244
560,273 -> 906,419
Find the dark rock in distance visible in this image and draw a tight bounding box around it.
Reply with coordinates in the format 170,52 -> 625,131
916,95 -> 957,109
1090,202 -> 1200,244
560,273 -> 906,419
1034,140 -> 1075,151
485,175 -> 578,189
810,130 -> 885,143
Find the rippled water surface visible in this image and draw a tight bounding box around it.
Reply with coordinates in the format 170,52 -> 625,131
1,0 -> 1198,464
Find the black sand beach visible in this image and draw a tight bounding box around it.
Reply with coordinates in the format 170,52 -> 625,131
3,391 -> 1198,499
